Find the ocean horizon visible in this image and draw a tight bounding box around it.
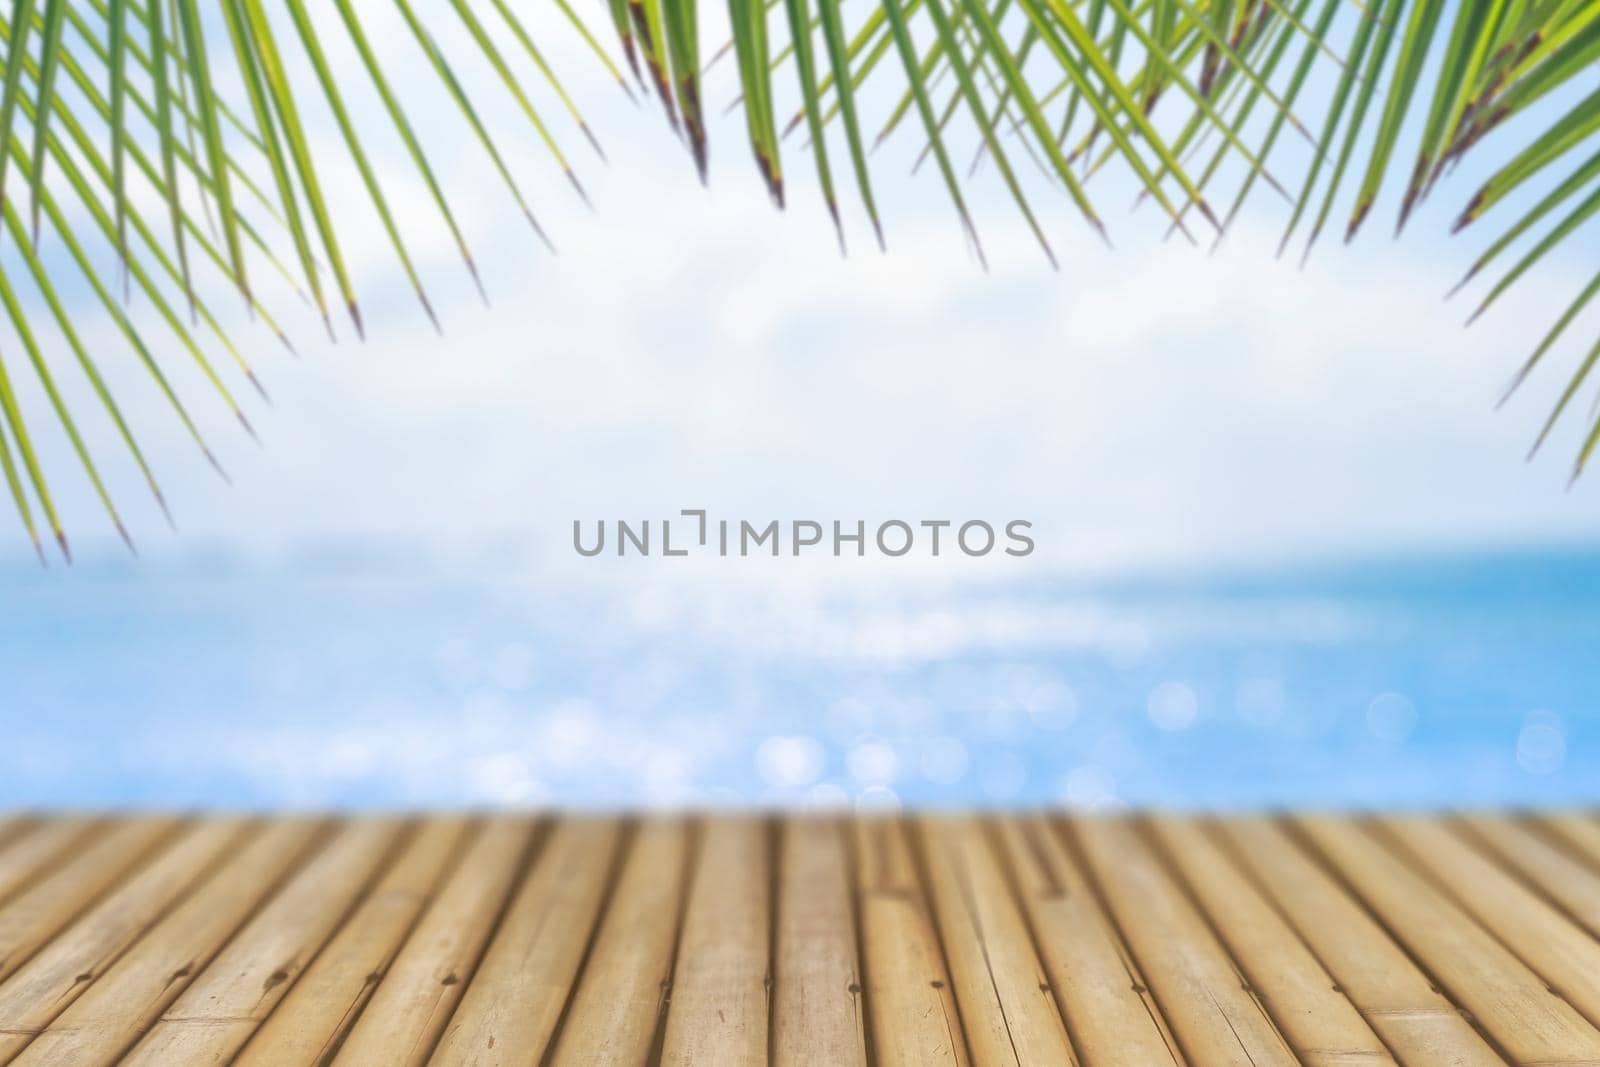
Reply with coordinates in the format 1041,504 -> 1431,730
6,541 -> 1598,812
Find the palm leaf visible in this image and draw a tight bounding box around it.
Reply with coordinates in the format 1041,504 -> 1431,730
784,0 -> 843,243
816,0 -> 885,246
172,0 -> 250,306
0,0 -> 39,220
0,0 -> 1592,555
278,0 -> 437,330
25,0 -> 66,245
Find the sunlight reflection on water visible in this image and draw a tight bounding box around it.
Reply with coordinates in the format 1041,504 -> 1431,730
2,547 -> 1597,810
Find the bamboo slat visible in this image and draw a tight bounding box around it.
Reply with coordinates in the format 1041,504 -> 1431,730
1296,814 -> 1600,1064
0,819 -> 247,1063
1072,817 -> 1298,1067
660,817 -> 771,1066
0,820 -> 97,906
0,819 -> 28,852
1539,812 -> 1600,867
232,817 -> 471,1067
916,815 -> 1078,1066
1378,816 -> 1600,1028
8,820 -> 325,1067
0,811 -> 1595,1067
330,818 -> 536,1067
771,818 -> 867,1067
1458,814 -> 1600,941
548,817 -> 691,1067
994,815 -> 1182,1067
1149,817 -> 1394,1066
1215,816 -> 1503,1067
0,819 -> 181,986
853,818 -> 969,1067
118,819 -> 403,1067
428,818 -> 624,1066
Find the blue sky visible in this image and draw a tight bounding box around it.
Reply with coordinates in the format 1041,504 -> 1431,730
12,2 -> 1598,574
1,8 -> 1596,809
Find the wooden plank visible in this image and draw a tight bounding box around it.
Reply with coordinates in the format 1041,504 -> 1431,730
231,817 -> 471,1067
0,819 -> 101,909
1459,814 -> 1600,940
0,819 -> 30,854
852,817 -> 969,1067
1216,816 -> 1502,1067
915,815 -> 1078,1066
330,817 -> 535,1067
1149,817 -> 1395,1066
993,815 -> 1182,1067
4,810 -> 1600,1066
0,819 -> 181,985
548,817 -> 692,1067
771,817 -> 868,1067
118,818 -> 404,1067
1378,816 -> 1600,1028
1538,812 -> 1600,872
661,817 -> 770,1066
428,817 -> 624,1066
0,819 -> 248,1063
8,819 -> 325,1067
1296,814 -> 1600,1064
1071,816 -> 1298,1067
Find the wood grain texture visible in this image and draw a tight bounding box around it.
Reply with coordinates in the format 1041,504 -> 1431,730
330,818 -> 536,1067
994,815 -> 1182,1067
0,820 -> 99,907
1,811 -> 1598,1067
1540,811 -> 1600,870
915,815 -> 1078,1066
772,818 -> 867,1067
428,817 -> 623,1067
1296,813 -> 1600,1064
1149,816 -> 1394,1066
118,818 -> 402,1067
1072,816 -> 1298,1067
8,819 -> 325,1067
661,817 -> 770,1067
0,819 -> 181,986
232,817 -> 470,1067
548,817 -> 691,1067
0,819 -> 247,1063
1459,813 -> 1600,941
853,817 -> 969,1067
1216,816 -> 1503,1067
1377,816 -> 1600,1029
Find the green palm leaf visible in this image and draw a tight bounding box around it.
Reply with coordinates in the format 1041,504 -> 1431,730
0,0 -> 1590,556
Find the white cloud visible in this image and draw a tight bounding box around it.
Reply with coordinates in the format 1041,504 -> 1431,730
15,21 -> 1597,574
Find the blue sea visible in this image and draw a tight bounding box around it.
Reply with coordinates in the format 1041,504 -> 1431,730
3,546 -> 1597,811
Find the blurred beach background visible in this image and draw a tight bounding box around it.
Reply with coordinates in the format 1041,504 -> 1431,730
1,4 -> 1595,811
5,545 -> 1598,810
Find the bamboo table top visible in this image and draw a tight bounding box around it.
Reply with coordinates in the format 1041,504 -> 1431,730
0,813 -> 1597,1065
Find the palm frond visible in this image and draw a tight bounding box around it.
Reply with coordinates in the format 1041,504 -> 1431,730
0,0 -> 1592,557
